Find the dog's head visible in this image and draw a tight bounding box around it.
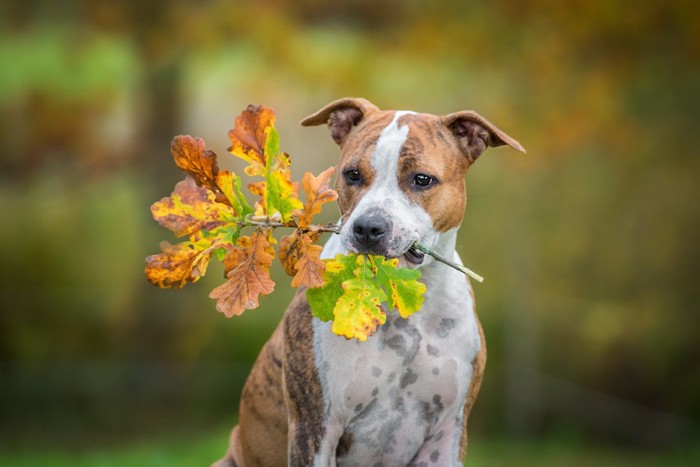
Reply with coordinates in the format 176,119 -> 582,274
302,97 -> 524,266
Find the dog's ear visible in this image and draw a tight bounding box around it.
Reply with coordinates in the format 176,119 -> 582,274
441,111 -> 525,162
301,97 -> 379,145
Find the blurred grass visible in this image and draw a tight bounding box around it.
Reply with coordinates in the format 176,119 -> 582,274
1,431 -> 699,467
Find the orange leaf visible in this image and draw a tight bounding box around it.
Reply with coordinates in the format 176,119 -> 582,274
278,230 -> 301,277
278,230 -> 321,277
170,135 -> 229,205
247,181 -> 267,217
209,230 -> 276,317
227,105 -> 276,176
298,167 -> 338,229
145,241 -> 214,288
290,237 -> 325,288
150,177 -> 226,238
222,242 -> 247,277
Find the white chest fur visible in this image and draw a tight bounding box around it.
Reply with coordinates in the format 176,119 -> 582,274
312,235 -> 481,466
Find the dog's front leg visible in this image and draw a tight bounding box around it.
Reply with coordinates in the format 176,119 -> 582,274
409,408 -> 470,467
283,292 -> 339,466
287,416 -> 344,467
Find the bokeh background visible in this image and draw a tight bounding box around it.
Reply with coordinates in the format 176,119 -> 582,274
1,0 -> 699,465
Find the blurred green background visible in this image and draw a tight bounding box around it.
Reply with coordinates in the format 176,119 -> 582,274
1,0 -> 700,465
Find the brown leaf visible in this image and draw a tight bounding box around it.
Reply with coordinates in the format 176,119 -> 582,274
209,230 -> 276,317
278,230 -> 321,277
278,230 -> 300,277
145,241 -> 213,288
227,105 -> 276,176
290,237 -> 325,288
170,135 -> 229,205
298,167 -> 338,229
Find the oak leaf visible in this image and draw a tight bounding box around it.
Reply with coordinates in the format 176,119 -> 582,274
331,256 -> 387,341
307,254 -> 426,340
306,254 -> 358,322
247,181 -> 267,217
228,105 -> 276,177
145,240 -> 215,288
171,135 -> 229,205
374,257 -> 427,319
222,240 -> 247,277
278,230 -> 300,277
150,177 -> 227,238
278,230 -> 321,276
265,154 -> 303,222
298,167 -> 338,229
290,235 -> 325,288
215,171 -> 253,218
209,230 -> 276,317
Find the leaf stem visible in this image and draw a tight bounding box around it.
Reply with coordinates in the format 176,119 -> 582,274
241,217 -> 340,233
411,242 -> 485,283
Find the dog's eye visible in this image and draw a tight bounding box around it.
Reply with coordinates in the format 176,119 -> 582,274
345,169 -> 361,184
413,173 -> 434,187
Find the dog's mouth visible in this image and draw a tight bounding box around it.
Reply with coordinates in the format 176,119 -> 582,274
403,246 -> 425,265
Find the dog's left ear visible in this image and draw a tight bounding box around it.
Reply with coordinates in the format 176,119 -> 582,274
442,111 -> 526,162
301,97 -> 379,145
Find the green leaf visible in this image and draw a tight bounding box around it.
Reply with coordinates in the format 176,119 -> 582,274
213,247 -> 228,261
210,170 -> 254,220
266,164 -> 303,222
373,257 -> 426,318
307,254 -> 357,322
264,125 -> 280,166
307,254 -> 426,340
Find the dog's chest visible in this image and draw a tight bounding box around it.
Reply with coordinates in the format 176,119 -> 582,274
312,276 -> 479,465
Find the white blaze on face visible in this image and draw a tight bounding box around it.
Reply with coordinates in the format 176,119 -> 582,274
340,111 -> 435,257
371,111 -> 413,190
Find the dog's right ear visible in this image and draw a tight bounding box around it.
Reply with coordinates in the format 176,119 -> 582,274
301,97 -> 379,145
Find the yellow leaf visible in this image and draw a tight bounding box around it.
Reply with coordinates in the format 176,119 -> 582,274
150,177 -> 228,238
266,162 -> 303,222
331,258 -> 388,341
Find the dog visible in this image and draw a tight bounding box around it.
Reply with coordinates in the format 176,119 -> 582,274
213,97 -> 524,466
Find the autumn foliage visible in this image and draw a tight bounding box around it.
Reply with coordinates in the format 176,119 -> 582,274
145,105 -> 425,340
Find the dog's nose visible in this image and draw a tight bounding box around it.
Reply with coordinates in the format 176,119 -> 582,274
352,215 -> 390,251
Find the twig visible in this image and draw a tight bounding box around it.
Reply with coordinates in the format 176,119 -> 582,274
242,217 -> 341,234
242,217 -> 483,282
411,242 -> 485,283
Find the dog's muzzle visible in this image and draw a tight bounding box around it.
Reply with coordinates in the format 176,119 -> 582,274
351,214 -> 391,255
348,213 -> 425,266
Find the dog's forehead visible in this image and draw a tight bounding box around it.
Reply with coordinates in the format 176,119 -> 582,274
340,110 -> 448,164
